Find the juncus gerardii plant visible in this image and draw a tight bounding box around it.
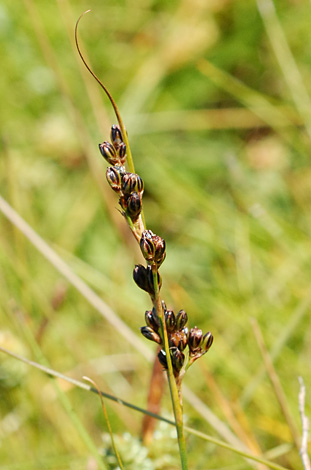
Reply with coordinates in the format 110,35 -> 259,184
75,11 -> 213,470
99,123 -> 214,388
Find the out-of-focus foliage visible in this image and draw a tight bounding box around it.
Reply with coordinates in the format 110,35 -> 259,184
1,0 -> 311,469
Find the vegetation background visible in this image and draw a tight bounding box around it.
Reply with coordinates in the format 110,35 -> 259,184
0,0 -> 310,469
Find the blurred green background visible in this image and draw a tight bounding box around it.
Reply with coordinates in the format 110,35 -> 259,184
1,0 -> 311,469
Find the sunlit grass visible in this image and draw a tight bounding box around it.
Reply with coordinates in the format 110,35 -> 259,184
1,1 -> 311,469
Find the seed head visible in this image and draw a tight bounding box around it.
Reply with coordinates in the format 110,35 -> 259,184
175,309 -> 188,331
158,349 -> 168,369
171,348 -> 185,373
110,125 -> 123,150
140,230 -> 166,267
99,141 -> 119,165
140,230 -> 155,261
133,265 -> 150,293
122,173 -> 144,195
117,142 -> 127,165
140,326 -> 162,344
187,327 -> 203,353
169,330 -> 188,351
145,309 -> 160,332
106,167 -> 122,193
126,192 -> 142,221
153,235 -> 166,266
165,309 -> 176,333
133,264 -> 162,295
202,331 -> 213,352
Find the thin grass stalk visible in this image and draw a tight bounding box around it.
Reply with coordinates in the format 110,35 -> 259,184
74,11 -> 134,173
75,12 -> 188,467
197,59 -> 306,154
1,312 -> 107,469
256,0 -> 311,142
0,193 -> 263,454
152,267 -> 188,470
0,346 -> 292,470
74,10 -> 146,229
243,291 -> 311,406
84,377 -> 124,470
23,0 -> 129,243
251,318 -> 300,450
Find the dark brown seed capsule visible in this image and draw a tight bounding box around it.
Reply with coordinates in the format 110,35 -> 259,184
158,349 -> 168,369
145,309 -> 160,332
165,310 -> 176,333
122,173 -> 144,195
171,348 -> 185,373
106,167 -> 122,193
188,327 -> 203,353
175,310 -> 188,331
202,332 -> 213,351
133,265 -> 161,295
169,331 -> 188,351
117,142 -> 127,164
119,194 -> 128,212
99,141 -> 119,165
153,235 -> 166,265
140,230 -> 155,261
133,265 -> 152,294
126,192 -> 142,221
139,230 -> 166,267
110,125 -> 123,149
140,326 -> 162,344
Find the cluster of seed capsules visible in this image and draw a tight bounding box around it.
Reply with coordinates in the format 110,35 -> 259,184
99,125 -> 213,378
141,303 -> 213,377
99,125 -> 144,223
99,125 -> 165,300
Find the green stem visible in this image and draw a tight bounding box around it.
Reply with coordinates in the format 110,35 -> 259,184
152,265 -> 188,470
75,11 -> 146,226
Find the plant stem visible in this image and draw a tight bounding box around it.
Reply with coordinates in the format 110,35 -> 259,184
152,265 -> 188,470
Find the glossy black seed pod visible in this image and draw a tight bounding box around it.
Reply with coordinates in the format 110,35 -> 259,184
175,310 -> 188,331
140,326 -> 162,344
165,310 -> 176,333
171,348 -> 185,373
133,265 -> 161,295
110,125 -> 123,150
145,309 -> 160,332
117,142 -> 127,164
153,235 -> 166,265
202,331 -> 213,351
169,331 -> 188,351
99,141 -> 119,165
133,265 -> 152,294
122,173 -> 144,195
140,230 -> 166,267
158,349 -> 168,369
126,192 -> 142,221
106,167 -> 122,193
187,327 -> 203,353
140,230 -> 155,261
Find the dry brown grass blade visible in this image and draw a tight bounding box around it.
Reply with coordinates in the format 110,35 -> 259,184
142,346 -> 165,446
